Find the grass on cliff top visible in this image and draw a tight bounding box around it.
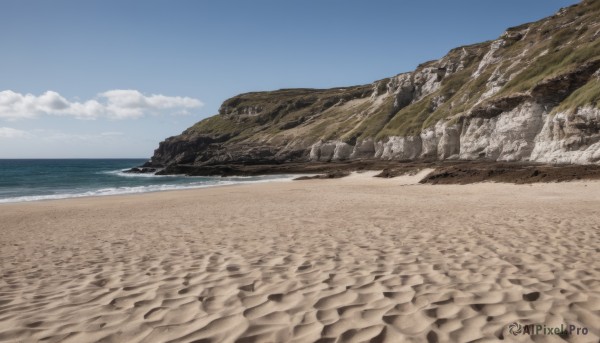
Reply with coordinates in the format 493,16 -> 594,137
279,95 -> 388,143
223,86 -> 371,115
187,116 -> 239,135
376,95 -> 434,139
500,38 -> 600,95
422,67 -> 491,128
553,78 -> 600,114
185,115 -> 258,142
492,0 -> 598,96
344,96 -> 396,141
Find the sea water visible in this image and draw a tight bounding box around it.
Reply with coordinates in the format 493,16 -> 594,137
0,159 -> 294,203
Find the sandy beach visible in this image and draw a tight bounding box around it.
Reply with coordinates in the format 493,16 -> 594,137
1,172 -> 599,343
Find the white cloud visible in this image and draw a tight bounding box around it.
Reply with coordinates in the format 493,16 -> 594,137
0,89 -> 203,120
0,129 -> 129,143
0,127 -> 30,138
0,128 -> 130,142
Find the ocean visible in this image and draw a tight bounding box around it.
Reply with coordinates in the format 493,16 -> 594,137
0,159 -> 295,203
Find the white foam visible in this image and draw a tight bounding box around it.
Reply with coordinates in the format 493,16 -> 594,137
99,169 -> 182,178
0,175 -> 297,203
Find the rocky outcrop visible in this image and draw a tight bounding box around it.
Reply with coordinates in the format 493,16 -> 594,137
420,121 -> 461,160
309,141 -> 353,162
377,136 -> 423,161
530,106 -> 600,164
148,0 -> 600,171
459,101 -> 545,161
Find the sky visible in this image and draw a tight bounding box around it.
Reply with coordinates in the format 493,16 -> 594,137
0,0 -> 578,158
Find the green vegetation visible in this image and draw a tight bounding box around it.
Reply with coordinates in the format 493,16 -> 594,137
297,101 -> 362,141
548,27 -> 577,49
438,68 -> 471,99
415,65 -> 495,130
553,78 -> 600,114
501,48 -> 573,93
377,95 -> 434,139
187,115 -> 247,136
422,68 -> 490,128
346,96 -> 395,140
501,39 -> 600,95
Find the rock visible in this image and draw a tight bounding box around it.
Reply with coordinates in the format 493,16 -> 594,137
293,170 -> 350,180
419,162 -> 600,184
124,167 -> 157,174
530,106 -> 600,164
379,136 -> 422,160
350,138 -> 376,159
459,101 -> 545,161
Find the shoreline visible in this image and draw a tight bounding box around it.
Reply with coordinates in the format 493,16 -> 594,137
0,174 -> 301,205
5,161 -> 600,205
3,176 -> 600,209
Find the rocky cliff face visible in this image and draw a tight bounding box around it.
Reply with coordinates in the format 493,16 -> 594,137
149,0 -> 600,168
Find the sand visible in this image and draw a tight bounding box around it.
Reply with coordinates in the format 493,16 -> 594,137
1,172 -> 599,342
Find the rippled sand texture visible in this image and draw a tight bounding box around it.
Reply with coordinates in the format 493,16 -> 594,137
1,173 -> 599,342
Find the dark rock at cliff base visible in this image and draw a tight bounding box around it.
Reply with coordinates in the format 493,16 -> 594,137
154,159 -> 600,184
419,163 -> 600,184
293,170 -> 350,180
124,167 -> 157,174
155,160 -> 394,177
374,167 -> 428,178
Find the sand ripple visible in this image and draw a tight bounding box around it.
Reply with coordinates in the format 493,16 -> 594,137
1,178 -> 599,342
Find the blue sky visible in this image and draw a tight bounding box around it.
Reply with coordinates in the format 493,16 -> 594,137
0,0 -> 578,158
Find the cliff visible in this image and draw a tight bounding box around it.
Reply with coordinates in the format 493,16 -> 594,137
149,0 -> 600,170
